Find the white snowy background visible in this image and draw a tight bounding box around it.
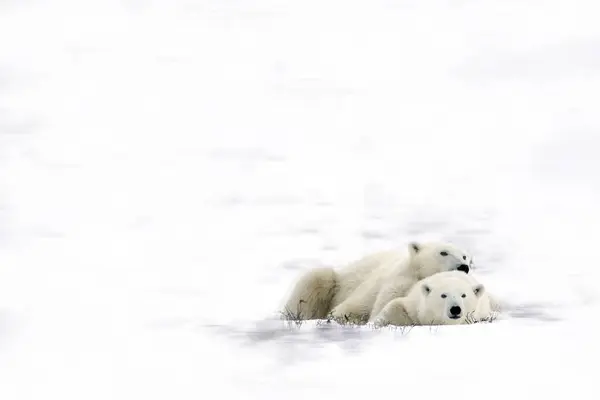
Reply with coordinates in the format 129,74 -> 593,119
1,0 -> 600,399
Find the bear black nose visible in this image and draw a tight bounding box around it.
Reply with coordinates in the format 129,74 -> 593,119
450,306 -> 462,316
457,264 -> 469,273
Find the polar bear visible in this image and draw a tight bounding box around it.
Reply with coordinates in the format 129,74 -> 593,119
281,241 -> 473,323
372,270 -> 493,326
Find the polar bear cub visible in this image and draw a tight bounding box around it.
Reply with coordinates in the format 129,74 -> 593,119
282,241 -> 473,322
373,271 -> 493,326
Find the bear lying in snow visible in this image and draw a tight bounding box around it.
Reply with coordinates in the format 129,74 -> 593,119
372,270 -> 495,326
282,241 -> 474,323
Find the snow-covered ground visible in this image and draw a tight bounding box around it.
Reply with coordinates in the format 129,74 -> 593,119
1,0 -> 600,398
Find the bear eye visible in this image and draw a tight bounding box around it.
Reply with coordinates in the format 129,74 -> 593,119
440,251 -> 448,256
461,294 -> 466,298
462,255 -> 467,260
441,294 -> 447,299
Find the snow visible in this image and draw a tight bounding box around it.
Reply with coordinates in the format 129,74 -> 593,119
1,0 -> 600,398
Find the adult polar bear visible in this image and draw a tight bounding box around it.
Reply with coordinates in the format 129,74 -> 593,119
282,241 -> 473,323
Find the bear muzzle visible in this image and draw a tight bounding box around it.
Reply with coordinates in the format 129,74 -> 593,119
448,305 -> 462,319
456,264 -> 469,274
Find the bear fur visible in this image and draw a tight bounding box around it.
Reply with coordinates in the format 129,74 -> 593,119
281,241 -> 473,323
372,270 -> 493,326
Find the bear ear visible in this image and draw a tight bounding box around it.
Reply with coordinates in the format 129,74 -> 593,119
409,242 -> 421,256
473,284 -> 485,298
421,284 -> 431,296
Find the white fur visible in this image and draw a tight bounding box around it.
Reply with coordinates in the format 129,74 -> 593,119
281,241 -> 473,322
372,271 -> 493,326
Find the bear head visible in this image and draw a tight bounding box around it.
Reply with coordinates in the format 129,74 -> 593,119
408,241 -> 473,280
416,271 -> 485,325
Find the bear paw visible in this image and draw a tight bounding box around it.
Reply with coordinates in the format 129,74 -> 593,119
329,306 -> 369,325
